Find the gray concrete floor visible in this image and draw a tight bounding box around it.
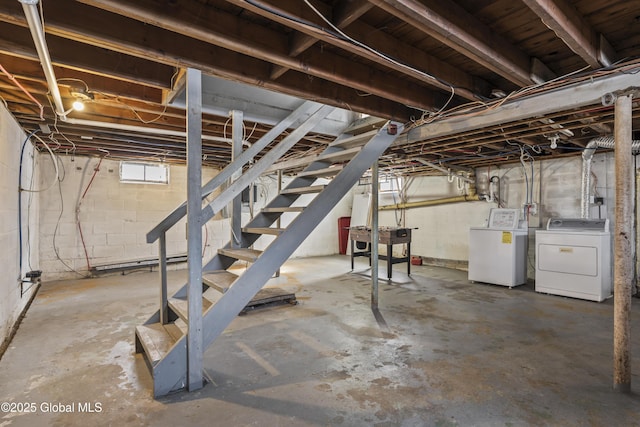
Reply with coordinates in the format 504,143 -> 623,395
1,255 -> 640,426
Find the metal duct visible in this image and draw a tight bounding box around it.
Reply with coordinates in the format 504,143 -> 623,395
19,0 -> 67,120
581,136 -> 640,218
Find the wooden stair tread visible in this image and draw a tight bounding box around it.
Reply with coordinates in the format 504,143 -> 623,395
296,165 -> 343,178
242,227 -> 285,235
218,248 -> 263,262
261,206 -> 305,213
315,146 -> 360,163
168,295 -> 217,322
280,185 -> 325,195
135,323 -> 179,365
329,129 -> 378,148
203,270 -> 239,293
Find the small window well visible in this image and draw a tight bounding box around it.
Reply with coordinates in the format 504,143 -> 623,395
120,161 -> 169,184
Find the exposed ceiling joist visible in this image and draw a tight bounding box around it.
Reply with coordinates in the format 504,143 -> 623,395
368,0 -> 553,86
521,0 -> 615,67
270,0 -> 374,80
77,0 -> 439,112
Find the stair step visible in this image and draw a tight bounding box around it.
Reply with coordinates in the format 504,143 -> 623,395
168,296 -> 214,323
329,129 -> 378,149
135,323 -> 179,365
315,146 -> 361,163
218,248 -> 263,262
203,270 -> 239,293
280,185 -> 326,195
261,206 -> 305,213
342,116 -> 386,134
296,165 -> 344,178
242,227 -> 285,236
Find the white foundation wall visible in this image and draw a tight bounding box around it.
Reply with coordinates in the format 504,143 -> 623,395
0,106 -> 39,346
242,174 -> 351,257
38,156 -> 222,280
372,152 -> 616,267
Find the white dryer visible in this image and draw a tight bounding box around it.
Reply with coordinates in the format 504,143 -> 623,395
535,218 -> 611,302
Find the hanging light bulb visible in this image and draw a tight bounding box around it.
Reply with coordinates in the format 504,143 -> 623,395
72,99 -> 85,111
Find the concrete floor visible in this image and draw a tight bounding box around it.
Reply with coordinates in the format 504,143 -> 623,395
1,255 -> 640,426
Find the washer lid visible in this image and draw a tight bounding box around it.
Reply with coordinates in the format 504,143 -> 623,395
546,218 -> 609,232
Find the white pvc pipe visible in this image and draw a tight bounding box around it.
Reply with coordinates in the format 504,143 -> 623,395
19,0 -> 67,120
66,118 -> 232,143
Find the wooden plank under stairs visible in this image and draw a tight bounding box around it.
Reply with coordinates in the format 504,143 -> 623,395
241,287 -> 297,314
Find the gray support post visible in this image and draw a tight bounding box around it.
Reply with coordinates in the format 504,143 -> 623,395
275,169 -> 282,278
371,161 -> 379,308
159,233 -> 168,324
231,110 -> 243,248
186,68 -> 203,391
613,94 -> 633,393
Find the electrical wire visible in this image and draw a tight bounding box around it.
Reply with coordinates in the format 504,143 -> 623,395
18,129 -> 39,282
20,134 -> 59,192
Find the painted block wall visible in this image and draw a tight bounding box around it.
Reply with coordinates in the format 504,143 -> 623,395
0,105 -> 39,345
371,152 -> 616,271
38,156 -> 222,280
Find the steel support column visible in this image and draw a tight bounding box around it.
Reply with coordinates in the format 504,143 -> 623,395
613,94 -> 633,393
371,161 -> 379,308
186,68 -> 203,391
230,110 -> 243,248
158,234 -> 168,324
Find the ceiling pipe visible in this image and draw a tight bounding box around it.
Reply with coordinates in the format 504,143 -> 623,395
66,118 -> 233,144
380,180 -> 481,210
581,136 -> 640,218
19,0 -> 68,120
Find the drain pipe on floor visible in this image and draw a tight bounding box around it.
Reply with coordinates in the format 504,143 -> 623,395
19,0 -> 67,120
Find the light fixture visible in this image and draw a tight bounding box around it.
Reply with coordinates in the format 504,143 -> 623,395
72,99 -> 85,111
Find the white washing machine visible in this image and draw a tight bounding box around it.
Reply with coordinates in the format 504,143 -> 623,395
535,218 -> 611,302
469,208 -> 528,288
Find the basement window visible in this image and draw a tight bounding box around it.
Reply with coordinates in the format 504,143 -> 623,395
119,161 -> 169,184
379,175 -> 402,193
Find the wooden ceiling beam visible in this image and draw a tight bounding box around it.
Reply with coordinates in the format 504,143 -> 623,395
77,0 -> 441,112
227,0 -> 484,101
3,0 -> 415,119
368,0 -> 552,86
0,53 -> 163,103
521,0 -> 615,68
270,0 -> 374,79
0,23 -> 174,90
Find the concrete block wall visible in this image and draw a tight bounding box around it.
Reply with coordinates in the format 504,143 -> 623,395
0,105 -> 39,346
371,152 -> 616,272
38,156 -> 221,280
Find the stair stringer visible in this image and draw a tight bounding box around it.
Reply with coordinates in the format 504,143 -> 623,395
201,121 -> 403,349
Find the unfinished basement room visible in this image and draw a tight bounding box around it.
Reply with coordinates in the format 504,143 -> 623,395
1,0 -> 640,425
